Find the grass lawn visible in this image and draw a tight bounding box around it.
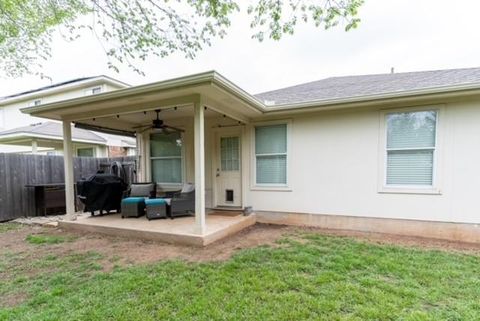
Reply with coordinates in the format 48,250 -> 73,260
1,224 -> 479,321
25,233 -> 76,245
0,223 -> 22,233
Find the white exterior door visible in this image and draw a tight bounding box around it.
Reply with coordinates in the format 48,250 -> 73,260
215,133 -> 242,207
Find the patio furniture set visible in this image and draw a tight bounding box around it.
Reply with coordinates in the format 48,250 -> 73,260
121,182 -> 195,220
77,173 -> 195,220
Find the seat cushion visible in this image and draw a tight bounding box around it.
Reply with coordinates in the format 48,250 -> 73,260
180,183 -> 194,194
122,197 -> 146,204
145,198 -> 166,206
130,183 -> 155,197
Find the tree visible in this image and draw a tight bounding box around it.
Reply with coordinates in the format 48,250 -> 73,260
0,0 -> 364,77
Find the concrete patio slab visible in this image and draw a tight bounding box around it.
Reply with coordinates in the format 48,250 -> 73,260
59,212 -> 256,246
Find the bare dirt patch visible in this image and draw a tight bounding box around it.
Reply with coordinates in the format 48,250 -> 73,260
1,292 -> 29,308
0,223 -> 289,275
295,226 -> 480,254
1,222 -> 479,278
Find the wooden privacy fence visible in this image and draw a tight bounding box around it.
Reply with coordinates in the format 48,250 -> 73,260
0,153 -> 137,222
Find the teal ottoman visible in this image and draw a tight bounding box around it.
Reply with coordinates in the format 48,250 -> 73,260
121,197 -> 146,218
145,198 -> 167,220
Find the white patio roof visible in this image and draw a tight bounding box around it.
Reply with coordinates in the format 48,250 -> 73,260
21,71 -> 263,129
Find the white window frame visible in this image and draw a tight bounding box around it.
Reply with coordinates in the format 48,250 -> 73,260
250,119 -> 292,191
92,87 -> 102,94
377,105 -> 444,195
84,85 -> 104,96
76,146 -> 96,157
28,99 -> 42,107
148,132 -> 185,187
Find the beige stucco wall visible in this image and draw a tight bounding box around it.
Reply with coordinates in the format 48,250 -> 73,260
136,97 -> 480,225
247,99 -> 480,225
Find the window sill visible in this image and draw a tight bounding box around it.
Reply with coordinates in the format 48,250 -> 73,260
378,187 -> 442,195
250,185 -> 292,192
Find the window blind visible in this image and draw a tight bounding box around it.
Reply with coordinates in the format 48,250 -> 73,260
151,158 -> 182,183
255,124 -> 287,154
255,124 -> 287,185
386,111 -> 436,186
150,133 -> 182,157
150,132 -> 182,183
386,150 -> 434,185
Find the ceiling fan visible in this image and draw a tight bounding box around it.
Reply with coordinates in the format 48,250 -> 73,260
133,109 -> 184,134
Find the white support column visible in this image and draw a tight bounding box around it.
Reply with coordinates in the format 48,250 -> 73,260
31,139 -> 38,154
194,100 -> 206,235
135,132 -> 143,182
62,120 -> 76,220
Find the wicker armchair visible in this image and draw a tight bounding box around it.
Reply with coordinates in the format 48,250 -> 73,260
165,183 -> 195,218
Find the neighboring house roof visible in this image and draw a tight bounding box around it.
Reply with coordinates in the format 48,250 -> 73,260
0,75 -> 130,105
92,132 -> 137,148
120,138 -> 136,148
0,122 -> 107,144
255,67 -> 480,105
2,77 -> 96,100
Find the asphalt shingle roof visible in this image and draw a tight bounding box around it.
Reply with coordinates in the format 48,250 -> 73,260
1,77 -> 96,100
255,67 -> 480,105
0,122 -> 106,143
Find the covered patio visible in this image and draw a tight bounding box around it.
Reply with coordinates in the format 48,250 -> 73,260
22,71 -> 264,245
59,211 -> 256,246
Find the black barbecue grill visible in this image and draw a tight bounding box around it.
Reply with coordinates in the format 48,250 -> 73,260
77,173 -> 128,216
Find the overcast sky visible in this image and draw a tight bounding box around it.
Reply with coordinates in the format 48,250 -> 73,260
1,0 -> 480,97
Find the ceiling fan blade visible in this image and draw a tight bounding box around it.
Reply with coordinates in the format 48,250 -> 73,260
139,126 -> 152,133
132,124 -> 151,129
164,125 -> 184,132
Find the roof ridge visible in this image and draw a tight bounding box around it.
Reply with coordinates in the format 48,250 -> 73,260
327,66 -> 480,79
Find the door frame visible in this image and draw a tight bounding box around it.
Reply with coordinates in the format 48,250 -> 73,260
211,126 -> 244,208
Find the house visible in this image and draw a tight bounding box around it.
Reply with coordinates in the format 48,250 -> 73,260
0,76 -> 136,156
21,67 -> 480,244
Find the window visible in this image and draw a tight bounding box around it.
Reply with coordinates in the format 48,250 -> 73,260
150,132 -> 183,184
85,86 -> 102,95
220,136 -> 240,171
385,110 -> 437,187
92,87 -> 102,94
254,124 -> 287,185
77,147 -> 95,157
28,99 -> 42,107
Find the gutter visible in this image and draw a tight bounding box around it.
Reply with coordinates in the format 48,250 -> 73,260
261,82 -> 480,113
210,72 -> 266,113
